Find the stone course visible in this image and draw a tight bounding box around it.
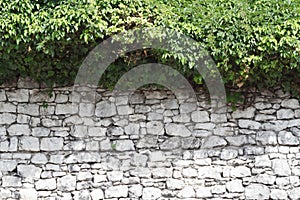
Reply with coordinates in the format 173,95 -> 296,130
0,83 -> 300,199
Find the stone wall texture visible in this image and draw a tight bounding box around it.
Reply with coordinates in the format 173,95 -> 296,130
1,84 -> 300,200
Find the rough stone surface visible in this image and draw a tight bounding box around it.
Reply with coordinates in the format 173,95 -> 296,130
0,85 -> 300,199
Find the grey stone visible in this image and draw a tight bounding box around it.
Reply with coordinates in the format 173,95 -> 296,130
71,125 -> 88,138
281,99 -> 300,109
194,123 -> 215,130
114,140 -> 135,151
166,179 -> 185,189
180,102 -> 197,113
2,176 -> 22,187
105,185 -> 128,198
7,124 -> 30,136
18,104 -> 39,116
149,151 -> 165,162
182,137 -> 201,149
162,99 -> 178,109
238,119 -> 261,130
35,178 -> 57,190
245,184 -> 270,199
135,105 -> 151,113
289,187 -> 300,200
196,186 -> 212,198
107,171 -> 123,181
173,113 -> 190,123
91,189 -> 104,200
95,101 -> 116,117
232,107 -> 255,119
165,123 -> 192,137
278,131 -> 299,145
255,102 -> 272,110
0,137 -> 18,152
88,126 -> 106,137
57,175 -> 77,191
142,187 -> 162,200
230,166 -> 251,178
41,137 -> 64,151
257,174 -> 276,185
211,113 -> 227,123
198,166 -> 221,179
147,112 -> 163,121
146,121 -> 164,135
160,137 -> 181,150
272,159 -> 291,176
226,135 -> 248,146
31,153 -> 48,164
256,131 -> 277,145
255,114 -> 276,121
7,89 -> 29,102
220,149 -> 238,160
32,127 -> 50,137
129,185 -> 143,198
17,165 -> 42,179
130,152 -> 147,166
202,136 -> 227,148
117,105 -> 134,115
178,186 -> 196,198
20,136 -> 40,151
19,188 -> 38,200
125,123 -> 140,135
226,179 -> 244,192
191,111 -> 209,122
0,160 -> 17,171
0,102 -> 16,113
271,189 -> 288,199
56,104 -> 77,115
0,113 -> 16,124
79,103 -> 95,117
213,126 -> 234,136
0,89 -> 6,101
277,109 -> 294,119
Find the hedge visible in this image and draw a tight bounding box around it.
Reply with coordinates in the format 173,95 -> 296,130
0,0 -> 300,95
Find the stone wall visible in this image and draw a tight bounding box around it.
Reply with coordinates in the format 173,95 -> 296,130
1,84 -> 300,200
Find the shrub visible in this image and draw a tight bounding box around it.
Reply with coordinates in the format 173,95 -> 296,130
0,0 -> 300,95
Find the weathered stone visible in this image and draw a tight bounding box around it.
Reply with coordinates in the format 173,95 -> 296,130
56,104 -> 77,115
152,168 -> 172,178
257,174 -> 276,185
255,155 -> 271,168
31,153 -> 48,164
220,149 -> 238,160
142,187 -> 161,200
19,189 -> 38,200
180,102 -> 197,113
166,179 -> 185,189
178,186 -> 195,198
79,103 -> 95,117
125,123 -> 140,135
211,185 -> 226,194
2,176 -> 22,187
117,105 -> 134,115
278,131 -> 299,145
0,102 -> 16,113
213,126 -> 234,136
36,178 -> 56,190
95,101 -> 116,117
129,185 -> 143,198
194,123 -> 215,130
20,136 -> 40,151
107,171 -> 123,182
91,189 -> 104,200
0,113 -> 16,124
230,166 -> 251,178
281,99 -> 300,109
270,189 -> 288,199
182,137 -> 201,149
198,167 -> 221,179
238,119 -> 261,130
289,187 -> 300,200
255,114 -> 276,121
245,184 -> 270,199
202,136 -> 227,148
32,127 -> 50,137
105,185 -> 128,198
232,107 -> 255,119
7,89 -> 29,102
7,124 -> 30,136
196,186 -> 212,198
17,165 -> 42,179
0,89 -> 6,101
114,140 -> 135,151
255,102 -> 272,110
272,159 -> 291,176
131,153 -> 148,167
173,113 -> 190,123
277,109 -> 294,119
149,151 -> 165,162
226,135 -> 248,146
226,179 -> 244,193
135,105 -> 151,113
165,123 -> 191,137
88,126 -> 106,137
57,175 -> 76,191
18,104 -> 39,116
191,111 -> 209,122
41,137 -> 64,151
182,168 -> 198,177
0,137 -> 18,152
148,112 -> 163,121
162,99 -> 178,109
0,160 -> 17,171
256,131 -> 277,145
160,137 -> 181,150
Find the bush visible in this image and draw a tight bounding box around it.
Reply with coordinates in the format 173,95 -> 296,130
0,0 -> 300,94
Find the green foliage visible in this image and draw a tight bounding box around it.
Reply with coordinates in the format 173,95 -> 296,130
0,0 -> 300,95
